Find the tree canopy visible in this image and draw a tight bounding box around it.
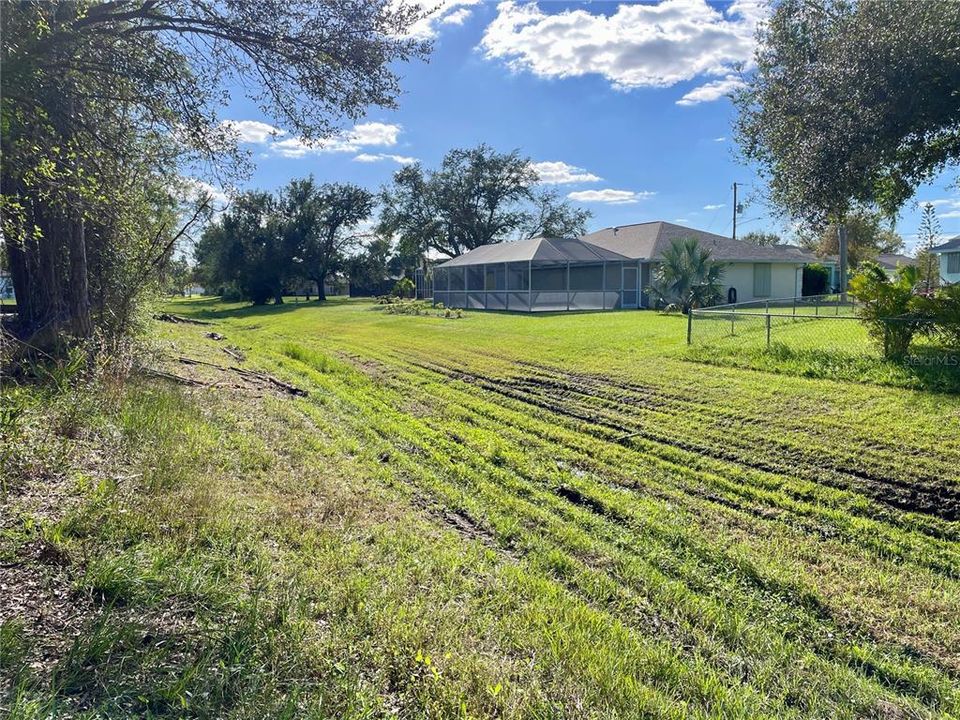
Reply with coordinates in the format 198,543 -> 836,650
196,178 -> 374,304
378,144 -> 591,259
798,207 -> 904,268
740,231 -> 782,247
1,0 -> 428,347
735,0 -> 960,229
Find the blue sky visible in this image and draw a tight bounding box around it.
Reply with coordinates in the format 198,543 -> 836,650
207,0 -> 960,252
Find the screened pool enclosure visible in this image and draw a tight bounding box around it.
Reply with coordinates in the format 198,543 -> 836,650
432,237 -> 647,312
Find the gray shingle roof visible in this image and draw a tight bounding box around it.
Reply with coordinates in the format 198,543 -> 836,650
876,253 -> 917,270
931,236 -> 960,253
581,221 -> 818,263
435,236 -> 633,267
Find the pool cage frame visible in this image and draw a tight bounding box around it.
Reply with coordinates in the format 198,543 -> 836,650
432,259 -> 651,312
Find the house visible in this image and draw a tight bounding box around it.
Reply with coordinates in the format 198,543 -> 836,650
930,236 -> 960,284
432,221 -> 815,312
807,253 -> 915,290
582,222 -> 815,305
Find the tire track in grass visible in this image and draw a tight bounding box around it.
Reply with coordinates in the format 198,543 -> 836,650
344,346 -> 960,576
374,357 -> 960,686
274,348 -> 956,716
439,359 -> 960,526
338,350 -> 960,680
403,353 -> 960,542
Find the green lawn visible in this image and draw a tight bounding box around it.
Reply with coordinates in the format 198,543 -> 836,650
3,297 -> 959,719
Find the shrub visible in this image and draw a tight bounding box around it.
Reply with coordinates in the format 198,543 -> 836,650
802,264 -> 830,296
927,284 -> 960,349
849,262 -> 928,358
392,277 -> 416,299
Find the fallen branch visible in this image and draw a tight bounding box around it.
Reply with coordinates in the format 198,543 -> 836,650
153,313 -> 212,326
222,346 -> 245,362
175,355 -> 308,396
141,367 -> 211,387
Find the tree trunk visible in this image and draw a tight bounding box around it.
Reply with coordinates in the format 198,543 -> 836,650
66,209 -> 92,338
274,290 -> 284,304
316,278 -> 326,301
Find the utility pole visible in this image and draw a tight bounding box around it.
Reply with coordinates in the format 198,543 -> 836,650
732,182 -> 738,241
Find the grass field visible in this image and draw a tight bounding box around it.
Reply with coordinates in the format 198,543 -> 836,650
3,297 -> 960,719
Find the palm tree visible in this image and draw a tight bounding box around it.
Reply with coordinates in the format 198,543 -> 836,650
647,238 -> 725,312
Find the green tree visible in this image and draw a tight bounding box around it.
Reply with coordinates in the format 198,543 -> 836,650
740,231 -> 782,247
283,179 -> 374,301
799,208 -> 904,268
647,238 -> 725,312
347,236 -> 394,296
525,189 -> 591,239
1,0 -> 428,349
195,192 -> 288,305
735,0 -> 960,229
850,262 -> 927,359
916,203 -> 942,293
379,145 -> 591,259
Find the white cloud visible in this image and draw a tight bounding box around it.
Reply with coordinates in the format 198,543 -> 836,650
713,136 -> 727,142
270,122 -> 403,158
403,0 -> 481,39
221,119 -> 285,144
530,160 -> 601,184
183,178 -> 229,208
568,189 -> 655,205
676,75 -> 745,106
440,7 -> 472,25
703,203 -> 725,210
674,217 -> 690,223
353,152 -> 417,165
919,197 -> 960,218
480,0 -> 765,96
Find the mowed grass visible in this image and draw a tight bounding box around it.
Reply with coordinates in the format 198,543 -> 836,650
3,296 -> 959,719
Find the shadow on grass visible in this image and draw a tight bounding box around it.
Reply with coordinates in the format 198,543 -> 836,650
685,341 -> 960,394
163,295 -> 360,322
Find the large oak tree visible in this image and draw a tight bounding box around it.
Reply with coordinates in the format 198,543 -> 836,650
735,0 -> 960,229
1,0 -> 427,347
378,144 -> 591,260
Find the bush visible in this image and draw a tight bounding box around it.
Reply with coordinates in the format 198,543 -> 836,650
392,277 -> 416,299
377,298 -> 463,319
802,264 -> 830,296
218,285 -> 244,302
926,284 -> 960,349
849,263 -> 929,358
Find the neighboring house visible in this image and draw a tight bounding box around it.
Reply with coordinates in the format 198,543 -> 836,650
582,222 -> 814,306
811,253 -> 916,289
0,271 -> 14,299
875,253 -> 917,278
930,236 -> 960,285
432,221 -> 815,312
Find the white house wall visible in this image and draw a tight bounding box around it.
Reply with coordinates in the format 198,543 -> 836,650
720,262 -> 802,303
940,252 -> 960,285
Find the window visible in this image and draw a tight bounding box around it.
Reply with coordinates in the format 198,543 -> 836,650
948,252 -> 960,274
753,264 -> 772,297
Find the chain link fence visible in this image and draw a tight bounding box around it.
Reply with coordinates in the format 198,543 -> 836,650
687,294 -> 880,356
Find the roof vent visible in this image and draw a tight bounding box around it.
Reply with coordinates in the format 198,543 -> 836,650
613,226 -> 619,235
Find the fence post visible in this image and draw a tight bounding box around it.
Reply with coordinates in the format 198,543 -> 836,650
687,308 -> 693,345
792,296 -> 796,318
815,297 -> 820,316
766,313 -> 771,349
730,309 -> 735,337
883,320 -> 889,359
